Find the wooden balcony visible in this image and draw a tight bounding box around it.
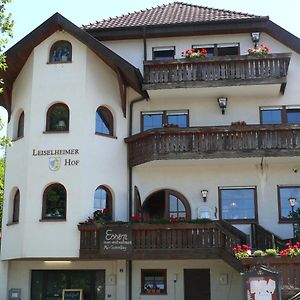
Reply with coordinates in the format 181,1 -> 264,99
125,124 -> 300,167
143,53 -> 291,92
78,221 -> 247,271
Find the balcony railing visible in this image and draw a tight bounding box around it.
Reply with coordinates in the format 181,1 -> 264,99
125,124 -> 300,166
143,53 -> 291,91
78,221 -> 247,270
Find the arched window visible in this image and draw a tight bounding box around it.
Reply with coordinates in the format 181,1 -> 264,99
17,111 -> 24,138
42,183 -> 67,219
142,189 -> 191,221
49,40 -> 72,63
94,185 -> 112,220
12,189 -> 20,223
46,103 -> 69,132
95,106 -> 113,136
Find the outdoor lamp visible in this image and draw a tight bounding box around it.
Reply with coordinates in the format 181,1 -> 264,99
251,32 -> 260,48
201,189 -> 208,202
217,97 -> 228,115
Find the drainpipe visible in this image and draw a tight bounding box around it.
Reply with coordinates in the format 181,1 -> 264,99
128,96 -> 147,300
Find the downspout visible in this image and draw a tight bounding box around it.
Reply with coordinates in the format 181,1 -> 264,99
128,95 -> 147,300
128,26 -> 148,300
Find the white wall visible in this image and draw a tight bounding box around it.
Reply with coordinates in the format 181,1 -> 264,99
132,260 -> 243,300
1,31 -> 129,260
7,260 -> 127,300
133,157 -> 298,239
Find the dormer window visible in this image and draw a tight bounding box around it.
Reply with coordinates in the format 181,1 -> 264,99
192,43 -> 239,57
152,46 -> 175,60
49,40 -> 72,63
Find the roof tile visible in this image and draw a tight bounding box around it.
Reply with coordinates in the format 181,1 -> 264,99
83,2 -> 264,30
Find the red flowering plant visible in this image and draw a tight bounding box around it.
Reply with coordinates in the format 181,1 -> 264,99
232,244 -> 252,259
169,216 -> 186,223
248,44 -> 270,56
182,48 -> 207,58
280,242 -> 300,257
83,208 -> 111,225
130,215 -> 142,223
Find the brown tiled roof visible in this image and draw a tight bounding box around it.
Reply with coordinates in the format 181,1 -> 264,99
83,2 -> 264,30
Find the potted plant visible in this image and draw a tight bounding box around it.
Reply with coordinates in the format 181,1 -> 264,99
248,44 -> 270,57
182,48 -> 207,58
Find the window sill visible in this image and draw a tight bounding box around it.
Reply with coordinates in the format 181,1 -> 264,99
6,221 -> 19,226
11,136 -> 24,142
141,292 -> 167,296
223,219 -> 257,224
95,132 -> 117,139
43,130 -> 69,134
47,61 -> 72,64
278,219 -> 296,224
39,218 -> 66,222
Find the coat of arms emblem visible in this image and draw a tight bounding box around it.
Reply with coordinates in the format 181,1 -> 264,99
49,157 -> 61,171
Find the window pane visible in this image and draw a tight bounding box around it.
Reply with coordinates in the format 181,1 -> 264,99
153,48 -> 175,60
217,46 -> 238,56
287,109 -> 300,124
48,105 -> 69,131
50,41 -> 72,63
96,108 -> 112,135
167,114 -> 187,127
94,188 -> 108,210
261,109 -> 282,124
45,185 -> 66,218
279,187 -> 300,218
17,112 -> 24,138
143,114 -> 163,131
169,195 -> 177,211
221,188 -> 256,220
142,270 -> 166,294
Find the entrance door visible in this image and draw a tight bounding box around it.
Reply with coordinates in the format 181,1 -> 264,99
184,269 -> 210,300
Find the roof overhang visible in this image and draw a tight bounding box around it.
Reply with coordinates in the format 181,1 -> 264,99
87,18 -> 300,55
0,13 -> 148,119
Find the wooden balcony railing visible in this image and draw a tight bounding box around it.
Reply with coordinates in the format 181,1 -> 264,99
143,53 -> 291,91
125,124 -> 300,166
251,223 -> 287,251
78,221 -> 247,270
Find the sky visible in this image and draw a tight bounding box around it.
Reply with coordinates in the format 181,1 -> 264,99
1,0 -> 300,136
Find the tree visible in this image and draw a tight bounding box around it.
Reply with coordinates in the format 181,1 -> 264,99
0,0 -> 13,231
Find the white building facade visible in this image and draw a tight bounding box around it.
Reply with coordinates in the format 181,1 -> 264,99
1,3 -> 300,300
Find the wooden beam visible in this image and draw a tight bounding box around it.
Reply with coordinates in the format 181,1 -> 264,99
116,68 -> 127,117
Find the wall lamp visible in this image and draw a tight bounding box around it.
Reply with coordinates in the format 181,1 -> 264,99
251,32 -> 260,48
217,97 -> 228,115
201,189 -> 208,202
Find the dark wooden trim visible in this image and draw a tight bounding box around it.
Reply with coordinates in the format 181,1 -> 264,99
95,106 -> 114,137
141,269 -> 167,295
17,111 -> 24,139
12,189 -> 20,223
218,186 -> 258,224
140,109 -> 189,132
142,188 -> 191,220
95,132 -> 117,139
42,183 -> 67,220
277,185 -> 300,223
152,45 -> 175,60
0,13 -> 147,119
94,185 -> 113,219
87,18 -> 270,41
48,40 -> 72,63
46,103 -> 70,132
125,124 -> 300,166
116,68 -> 127,117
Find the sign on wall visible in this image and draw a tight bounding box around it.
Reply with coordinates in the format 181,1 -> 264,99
100,226 -> 132,256
32,148 -> 80,171
62,289 -> 83,300
243,267 -> 281,300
